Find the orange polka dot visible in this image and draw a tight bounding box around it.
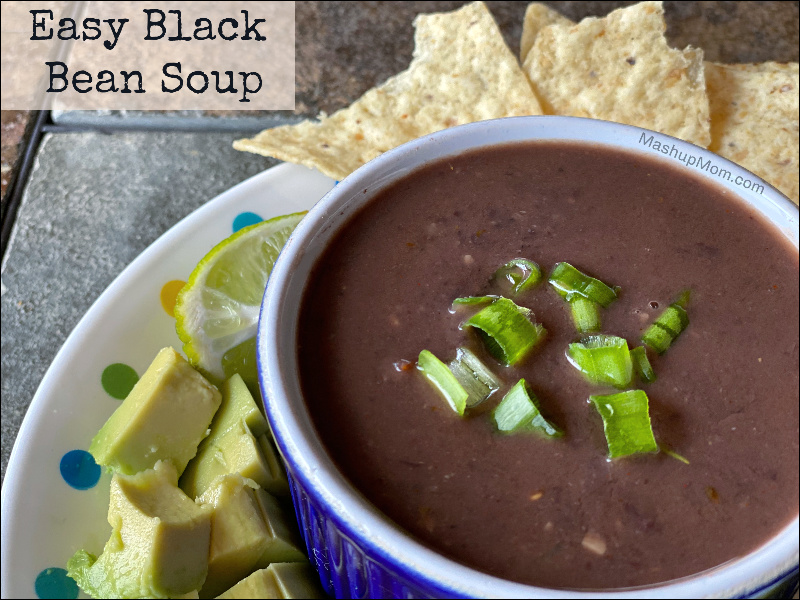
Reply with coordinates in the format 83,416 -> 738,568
160,280 -> 186,317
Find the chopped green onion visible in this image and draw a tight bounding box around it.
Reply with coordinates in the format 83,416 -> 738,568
493,379 -> 562,437
465,297 -> 546,366
640,323 -> 672,354
448,347 -> 501,408
452,295 -> 500,306
631,346 -> 656,383
661,447 -> 690,465
548,262 -> 618,307
569,297 -> 601,333
675,289 -> 692,309
418,348 -> 502,413
417,350 -> 468,415
589,390 -> 658,458
494,258 -> 542,294
567,335 -> 633,388
642,303 -> 689,354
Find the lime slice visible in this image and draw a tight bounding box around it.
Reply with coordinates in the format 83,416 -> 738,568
175,212 -> 306,391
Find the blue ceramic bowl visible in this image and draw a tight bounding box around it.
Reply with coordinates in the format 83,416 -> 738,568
257,116 -> 799,599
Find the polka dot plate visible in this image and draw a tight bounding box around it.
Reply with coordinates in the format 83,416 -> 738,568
0,163 -> 336,599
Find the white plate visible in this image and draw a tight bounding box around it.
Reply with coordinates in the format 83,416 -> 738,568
0,163 -> 336,599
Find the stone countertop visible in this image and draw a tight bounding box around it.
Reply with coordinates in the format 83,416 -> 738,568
1,0 -> 798,481
295,0 -> 800,116
1,111 -> 32,202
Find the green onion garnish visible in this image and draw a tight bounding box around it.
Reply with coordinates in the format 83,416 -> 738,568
631,346 -> 656,383
589,390 -> 658,458
567,335 -> 633,388
492,379 -> 562,437
548,262 -> 618,308
494,258 -> 542,294
642,302 -> 689,354
417,350 -> 468,415
661,447 -> 690,465
465,297 -> 546,366
568,296 -> 601,333
675,289 -> 691,309
448,347 -> 501,408
452,295 -> 500,306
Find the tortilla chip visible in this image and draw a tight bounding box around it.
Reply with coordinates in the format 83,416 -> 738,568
523,1 -> 711,147
520,3 -> 573,63
235,1 -> 543,181
706,61 -> 799,204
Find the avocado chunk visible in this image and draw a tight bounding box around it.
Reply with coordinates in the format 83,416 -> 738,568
222,425 -> 288,498
181,420 -> 275,499
256,434 -> 290,497
90,347 -> 222,476
215,563 -> 325,599
67,461 -> 211,599
213,373 -> 269,438
196,475 -> 275,598
253,489 -> 306,566
180,440 -> 229,501
181,377 -> 288,499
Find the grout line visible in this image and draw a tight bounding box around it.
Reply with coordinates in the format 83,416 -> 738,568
1,111 -> 50,262
47,113 -> 303,133
40,122 -> 276,134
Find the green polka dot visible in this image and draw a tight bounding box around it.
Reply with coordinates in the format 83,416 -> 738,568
101,363 -> 139,400
35,568 -> 78,599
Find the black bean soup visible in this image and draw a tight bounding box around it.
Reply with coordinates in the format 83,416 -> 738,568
297,143 -> 799,589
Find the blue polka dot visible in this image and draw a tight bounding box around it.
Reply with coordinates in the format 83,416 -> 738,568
35,568 -> 78,599
60,450 -> 101,490
233,212 -> 263,232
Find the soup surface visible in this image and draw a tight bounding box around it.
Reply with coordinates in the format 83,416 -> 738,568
297,142 -> 799,589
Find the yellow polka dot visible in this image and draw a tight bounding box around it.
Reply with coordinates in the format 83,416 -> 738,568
160,280 -> 186,317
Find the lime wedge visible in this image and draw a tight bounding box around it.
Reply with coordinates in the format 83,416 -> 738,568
175,212 -> 306,391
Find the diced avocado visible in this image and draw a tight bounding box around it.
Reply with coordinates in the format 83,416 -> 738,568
214,374 -> 269,439
197,475 -> 273,598
181,374 -> 288,499
222,423 -> 282,495
90,347 -> 222,476
215,563 -> 325,599
66,551 -> 104,597
253,488 -> 306,566
67,462 -> 211,599
181,421 -> 286,499
180,440 -> 229,500
256,434 -> 290,497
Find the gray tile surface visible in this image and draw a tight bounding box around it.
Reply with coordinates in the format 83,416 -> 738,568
1,131 -> 278,481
